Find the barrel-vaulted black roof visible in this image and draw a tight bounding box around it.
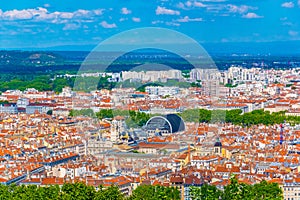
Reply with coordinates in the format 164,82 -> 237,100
165,114 -> 185,133
145,114 -> 185,133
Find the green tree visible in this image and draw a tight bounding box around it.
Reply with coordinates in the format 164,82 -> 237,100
129,185 -> 180,200
0,184 -> 12,199
96,109 -> 113,119
222,175 -> 253,200
52,78 -> 68,93
211,110 -> 226,123
190,184 -> 222,200
61,182 -> 96,200
180,109 -> 200,123
70,109 -> 95,117
222,175 -> 283,200
95,185 -> 123,200
253,180 -> 283,200
199,109 -> 211,123
39,185 -> 61,200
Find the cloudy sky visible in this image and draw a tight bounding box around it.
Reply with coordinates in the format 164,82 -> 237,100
0,0 -> 300,49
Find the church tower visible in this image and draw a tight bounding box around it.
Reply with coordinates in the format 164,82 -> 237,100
214,137 -> 222,155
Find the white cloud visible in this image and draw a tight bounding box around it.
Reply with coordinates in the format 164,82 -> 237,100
166,21 -> 180,26
281,2 -> 294,8
59,12 -> 74,19
63,23 -> 80,30
119,18 -> 128,22
193,1 -> 206,8
298,0 -> 300,6
93,9 -> 104,15
0,7 -> 104,22
74,9 -> 90,17
283,21 -> 293,26
100,21 -> 117,28
151,20 -> 164,25
2,9 -> 34,20
132,17 -> 141,22
186,1 -> 192,7
280,17 -> 288,21
279,17 -> 293,26
227,4 -> 253,14
156,6 -> 180,15
289,30 -> 298,36
44,4 -> 51,8
242,12 -> 263,19
121,7 -> 131,15
177,1 -> 206,9
177,16 -> 203,22
177,2 -> 186,9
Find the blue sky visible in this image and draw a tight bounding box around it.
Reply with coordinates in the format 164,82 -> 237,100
0,0 -> 300,49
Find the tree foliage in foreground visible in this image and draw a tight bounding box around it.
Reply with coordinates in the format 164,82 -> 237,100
190,184 -> 222,200
0,177 -> 283,200
190,176 -> 283,200
0,183 -> 179,200
128,185 -> 180,200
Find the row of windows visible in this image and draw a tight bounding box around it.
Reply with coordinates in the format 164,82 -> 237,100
285,192 -> 300,195
285,193 -> 300,200
285,187 -> 300,191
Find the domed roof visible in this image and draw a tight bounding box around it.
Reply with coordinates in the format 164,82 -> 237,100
214,137 -> 222,147
165,114 -> 185,133
145,114 -> 185,133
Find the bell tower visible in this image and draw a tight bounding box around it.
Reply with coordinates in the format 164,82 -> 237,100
214,137 -> 222,155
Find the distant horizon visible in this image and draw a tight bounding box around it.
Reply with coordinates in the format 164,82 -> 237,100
1,40 -> 300,56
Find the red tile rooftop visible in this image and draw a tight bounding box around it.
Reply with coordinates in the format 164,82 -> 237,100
21,178 -> 41,183
138,142 -> 179,149
41,177 -> 65,185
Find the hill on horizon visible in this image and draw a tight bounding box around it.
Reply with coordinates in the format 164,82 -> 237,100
2,40 -> 299,56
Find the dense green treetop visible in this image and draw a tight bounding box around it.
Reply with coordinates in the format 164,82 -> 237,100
0,178 -> 283,200
0,183 -> 179,200
190,175 -> 283,200
128,185 -> 180,200
180,109 -> 299,126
